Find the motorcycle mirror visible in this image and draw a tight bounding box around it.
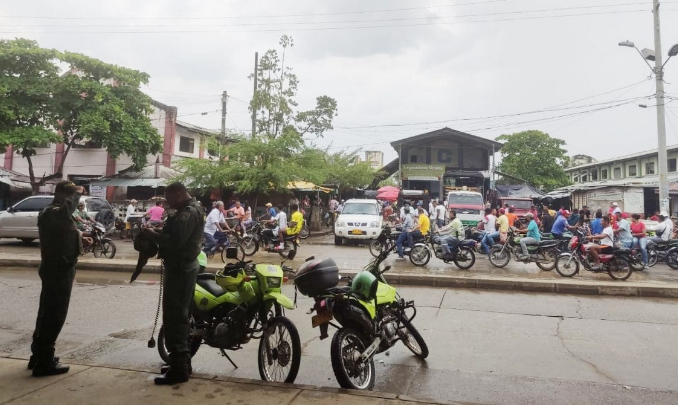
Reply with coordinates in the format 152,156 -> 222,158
383,265 -> 392,272
287,250 -> 297,261
225,247 -> 240,260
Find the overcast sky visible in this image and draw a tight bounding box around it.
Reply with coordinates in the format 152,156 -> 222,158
2,0 -> 678,164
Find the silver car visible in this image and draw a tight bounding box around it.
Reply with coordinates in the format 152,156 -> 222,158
0,195 -> 116,243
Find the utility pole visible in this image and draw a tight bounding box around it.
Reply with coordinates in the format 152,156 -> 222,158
221,91 -> 227,143
653,0 -> 670,215
251,52 -> 258,138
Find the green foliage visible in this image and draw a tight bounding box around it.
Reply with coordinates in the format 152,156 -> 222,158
250,35 -> 337,139
0,38 -> 163,193
323,150 -> 379,193
495,130 -> 571,192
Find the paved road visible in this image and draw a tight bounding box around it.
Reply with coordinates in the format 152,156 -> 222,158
3,237 -> 678,285
1,268 -> 677,404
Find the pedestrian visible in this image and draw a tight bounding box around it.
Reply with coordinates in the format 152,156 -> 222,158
434,200 -> 445,228
142,182 -> 205,385
29,181 -> 84,377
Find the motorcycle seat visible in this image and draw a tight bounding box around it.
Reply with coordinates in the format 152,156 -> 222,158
541,233 -> 553,238
197,277 -> 226,297
197,273 -> 215,280
538,240 -> 559,247
461,239 -> 477,246
613,248 -> 630,255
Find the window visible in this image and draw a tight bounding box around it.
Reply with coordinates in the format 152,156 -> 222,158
12,197 -> 52,212
341,203 -> 378,215
670,158 -> 677,172
613,167 -> 622,179
179,136 -> 195,154
573,175 -> 579,183
410,155 -> 418,163
628,165 -> 637,177
591,170 -> 598,181
601,169 -> 608,179
646,162 -> 655,175
86,198 -> 111,212
581,174 -> 588,182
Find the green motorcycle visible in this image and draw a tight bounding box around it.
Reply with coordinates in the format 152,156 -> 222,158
294,237 -> 429,390
158,248 -> 301,383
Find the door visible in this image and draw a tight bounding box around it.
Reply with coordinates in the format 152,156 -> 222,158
0,197 -> 52,238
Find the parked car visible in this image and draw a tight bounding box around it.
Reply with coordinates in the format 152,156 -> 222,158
0,195 -> 116,243
333,199 -> 382,245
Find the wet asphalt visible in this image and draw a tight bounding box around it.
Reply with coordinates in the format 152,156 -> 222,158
1,266 -> 678,404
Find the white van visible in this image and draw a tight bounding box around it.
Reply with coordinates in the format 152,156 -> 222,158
447,191 -> 484,228
334,199 -> 382,245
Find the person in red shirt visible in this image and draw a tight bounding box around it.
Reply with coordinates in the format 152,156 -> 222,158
630,213 -> 649,269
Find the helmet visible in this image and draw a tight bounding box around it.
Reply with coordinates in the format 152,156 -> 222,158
351,271 -> 378,301
215,267 -> 245,292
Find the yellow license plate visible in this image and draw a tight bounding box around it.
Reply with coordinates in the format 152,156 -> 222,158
312,310 -> 333,328
351,229 -> 362,235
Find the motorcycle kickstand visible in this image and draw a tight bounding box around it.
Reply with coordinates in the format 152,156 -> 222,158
220,349 -> 239,369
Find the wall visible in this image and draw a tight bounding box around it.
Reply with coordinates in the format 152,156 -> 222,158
173,125 -> 203,159
402,140 -> 489,171
582,187 -> 644,213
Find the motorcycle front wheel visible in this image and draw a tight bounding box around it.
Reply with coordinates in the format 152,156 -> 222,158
368,240 -> 383,258
409,245 -> 431,267
453,247 -> 476,270
555,254 -> 579,277
258,316 -> 301,383
330,328 -> 375,391
299,224 -> 310,239
398,316 -> 429,359
647,248 -> 658,267
93,240 -> 116,259
535,248 -> 559,271
488,246 -> 510,268
221,243 -> 245,263
278,242 -> 296,259
241,236 -> 259,256
608,257 -> 633,281
666,251 -> 678,270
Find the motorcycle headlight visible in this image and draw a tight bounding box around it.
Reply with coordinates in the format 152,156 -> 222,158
335,221 -> 346,228
267,277 -> 282,288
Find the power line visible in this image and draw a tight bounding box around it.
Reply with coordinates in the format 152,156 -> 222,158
0,9 -> 648,34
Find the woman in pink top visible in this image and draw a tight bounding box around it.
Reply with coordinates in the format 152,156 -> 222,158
147,201 -> 165,226
630,213 -> 648,269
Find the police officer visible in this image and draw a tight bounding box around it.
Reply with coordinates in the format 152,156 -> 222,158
142,182 -> 204,385
29,181 -> 84,377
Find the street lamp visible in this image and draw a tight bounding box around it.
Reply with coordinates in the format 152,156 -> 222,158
619,1 -> 678,215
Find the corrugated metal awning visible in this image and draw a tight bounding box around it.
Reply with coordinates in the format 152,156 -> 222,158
89,178 -> 168,188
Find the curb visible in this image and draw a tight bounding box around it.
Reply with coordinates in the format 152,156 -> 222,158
3,258 -> 678,299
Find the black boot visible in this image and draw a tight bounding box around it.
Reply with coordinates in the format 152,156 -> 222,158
32,359 -> 69,377
160,358 -> 192,375
155,353 -> 190,385
28,356 -> 59,370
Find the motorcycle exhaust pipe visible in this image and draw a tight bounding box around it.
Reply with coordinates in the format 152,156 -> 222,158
360,337 -> 382,361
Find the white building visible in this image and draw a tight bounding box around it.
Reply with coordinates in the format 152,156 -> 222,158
364,150 -> 384,170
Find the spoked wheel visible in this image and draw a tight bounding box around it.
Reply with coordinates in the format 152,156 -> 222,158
608,257 -> 633,281
299,224 -> 310,239
258,317 -> 301,383
666,251 -> 678,270
241,236 -> 259,256
555,254 -> 579,277
409,245 -> 431,267
278,242 -> 296,258
488,246 -> 510,268
397,316 -> 429,359
330,328 -> 375,390
453,247 -> 476,270
93,240 -> 117,259
221,244 -> 245,263
535,248 -> 558,271
157,316 -> 202,364
647,248 -> 658,267
369,240 -> 384,258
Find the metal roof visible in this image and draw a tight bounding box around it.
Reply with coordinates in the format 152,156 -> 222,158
390,127 -> 503,150
566,144 -> 678,172
89,163 -> 183,188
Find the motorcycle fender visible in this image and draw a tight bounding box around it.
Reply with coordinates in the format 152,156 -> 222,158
264,291 -> 295,310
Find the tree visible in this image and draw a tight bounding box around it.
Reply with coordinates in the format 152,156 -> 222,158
0,39 -> 163,194
495,130 -> 571,192
250,35 -> 338,139
323,150 -> 379,194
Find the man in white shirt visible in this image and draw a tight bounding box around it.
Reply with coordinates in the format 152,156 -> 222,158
203,201 -> 225,253
650,211 -> 674,243
126,199 -> 138,222
267,204 -> 288,250
329,198 -> 339,213
585,216 -> 615,270
434,200 -> 446,229
480,208 -> 498,254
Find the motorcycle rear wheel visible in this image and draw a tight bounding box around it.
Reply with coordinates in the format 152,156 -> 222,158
330,328 -> 375,391
647,248 -> 658,267
555,254 -> 579,277
608,257 -> 633,281
453,247 -> 476,270
157,317 -> 202,364
221,244 -> 245,263
241,236 -> 259,256
535,248 -> 558,271
299,224 -> 310,239
258,316 -> 301,383
488,246 -> 510,268
628,254 -> 645,271
398,316 -> 429,359
409,245 -> 431,267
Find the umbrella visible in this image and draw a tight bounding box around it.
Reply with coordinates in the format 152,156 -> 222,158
377,191 -> 399,202
377,186 -> 400,194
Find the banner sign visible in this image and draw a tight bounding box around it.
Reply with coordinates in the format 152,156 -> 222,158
89,185 -> 106,198
401,164 -> 445,181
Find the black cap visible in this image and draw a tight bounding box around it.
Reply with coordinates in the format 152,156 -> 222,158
54,180 -> 77,195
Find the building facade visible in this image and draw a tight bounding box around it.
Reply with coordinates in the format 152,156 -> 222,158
364,151 -> 384,170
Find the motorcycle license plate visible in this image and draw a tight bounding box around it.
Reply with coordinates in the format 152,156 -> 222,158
351,229 -> 362,235
312,309 -> 333,328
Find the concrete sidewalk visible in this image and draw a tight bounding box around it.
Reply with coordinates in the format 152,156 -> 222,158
0,357 -> 439,405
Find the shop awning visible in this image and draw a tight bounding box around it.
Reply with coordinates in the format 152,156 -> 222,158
89,178 -> 170,187
287,181 -> 332,193
88,162 -> 182,189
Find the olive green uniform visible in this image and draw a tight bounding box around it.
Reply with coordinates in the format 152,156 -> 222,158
158,199 -> 204,358
31,195 -> 81,363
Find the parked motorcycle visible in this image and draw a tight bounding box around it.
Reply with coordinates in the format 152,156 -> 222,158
368,225 -> 425,262
646,239 -> 678,267
409,234 -> 477,269
294,238 -> 428,391
555,230 -> 633,280
239,221 -> 299,259
487,228 -> 559,271
157,248 -> 301,383
80,222 -> 116,259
